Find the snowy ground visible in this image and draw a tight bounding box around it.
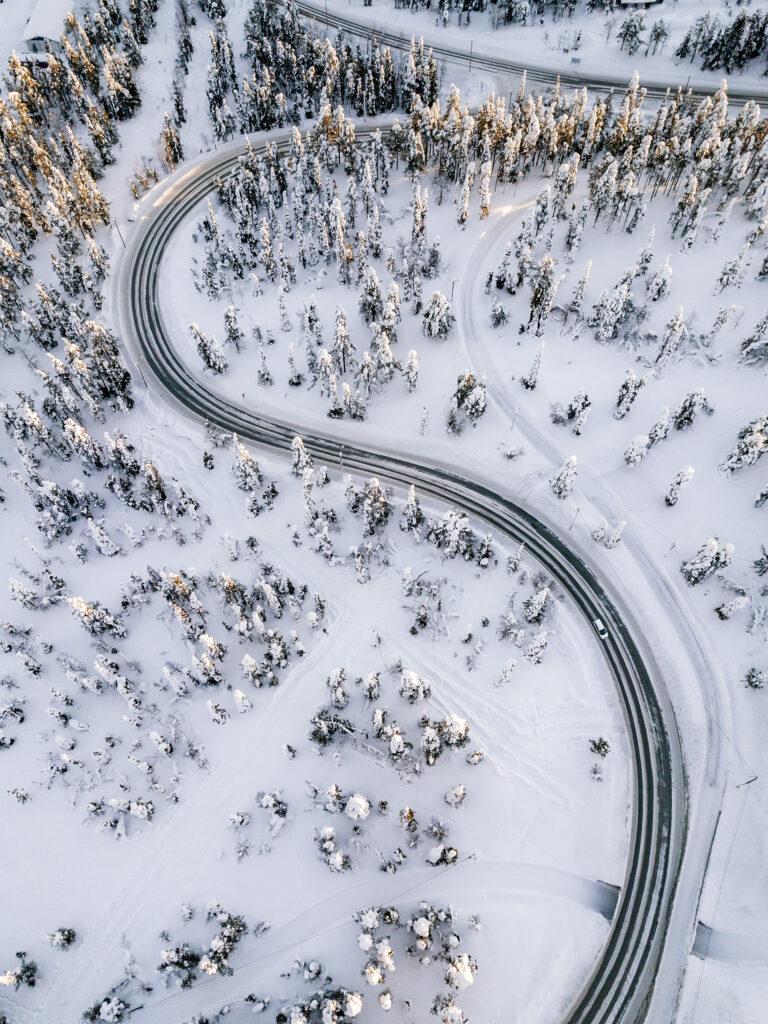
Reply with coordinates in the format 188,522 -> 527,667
1,0 -> 767,1021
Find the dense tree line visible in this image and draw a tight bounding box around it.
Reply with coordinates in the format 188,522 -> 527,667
200,0 -> 436,144
676,9 -> 768,75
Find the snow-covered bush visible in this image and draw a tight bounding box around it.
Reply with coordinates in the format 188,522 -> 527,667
446,372 -> 486,435
420,714 -> 470,766
198,906 -> 247,977
444,784 -> 467,809
47,927 -> 77,950
278,986 -> 363,1023
316,826 -> 351,872
345,793 -> 371,822
445,952 -> 477,990
0,952 -> 37,990
426,509 -> 475,561
399,668 -> 431,704
157,942 -> 202,989
82,993 -> 129,1023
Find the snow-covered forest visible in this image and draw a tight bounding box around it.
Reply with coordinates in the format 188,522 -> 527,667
0,0 -> 765,1022
342,0 -> 768,80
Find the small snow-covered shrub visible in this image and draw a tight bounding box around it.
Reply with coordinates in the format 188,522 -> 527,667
309,707 -> 354,748
345,793 -> 371,822
316,826 -> 351,872
0,952 -> 37,990
198,907 -> 247,977
444,784 -> 467,809
47,927 -> 77,950
744,667 -> 766,690
82,993 -> 129,1022
446,952 -> 478,990
399,668 -> 431,704
157,942 -> 202,988
420,714 -> 470,766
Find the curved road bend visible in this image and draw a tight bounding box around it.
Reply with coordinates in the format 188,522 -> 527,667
291,0 -> 768,107
115,128 -> 685,1024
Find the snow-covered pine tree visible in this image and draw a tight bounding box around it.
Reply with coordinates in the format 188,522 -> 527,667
624,435 -> 649,467
647,405 -> 671,448
665,466 -> 694,506
740,311 -> 768,364
526,254 -> 562,337
653,306 -> 686,378
361,478 -> 391,536
160,113 -> 183,170
278,285 -> 291,332
523,630 -> 549,664
400,483 -> 424,532
680,537 -> 733,586
520,340 -> 544,391
422,291 -> 455,340
550,456 -> 577,499
673,388 -> 713,430
522,587 -> 550,625
569,260 -> 591,316
232,435 -> 261,492
223,304 -> 244,352
191,323 -> 228,374
714,242 -> 751,295
646,255 -> 672,301
404,350 -> 419,393
291,436 -> 313,476
614,369 -> 645,420
359,266 -> 384,324
718,416 -> 768,474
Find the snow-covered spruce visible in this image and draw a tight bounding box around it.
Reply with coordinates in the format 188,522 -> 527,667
550,456 -> 577,499
680,538 -> 734,586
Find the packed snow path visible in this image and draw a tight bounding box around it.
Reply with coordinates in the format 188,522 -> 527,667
289,0 -> 768,107
116,126 -> 684,1024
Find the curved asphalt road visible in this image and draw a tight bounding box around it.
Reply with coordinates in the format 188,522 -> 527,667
115,126 -> 685,1023
292,0 -> 768,106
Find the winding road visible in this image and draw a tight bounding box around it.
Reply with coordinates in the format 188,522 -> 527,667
115,119 -> 686,1024
291,0 -> 768,107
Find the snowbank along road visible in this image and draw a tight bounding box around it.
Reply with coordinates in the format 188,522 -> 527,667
116,123 -> 686,1024
288,0 -> 768,107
